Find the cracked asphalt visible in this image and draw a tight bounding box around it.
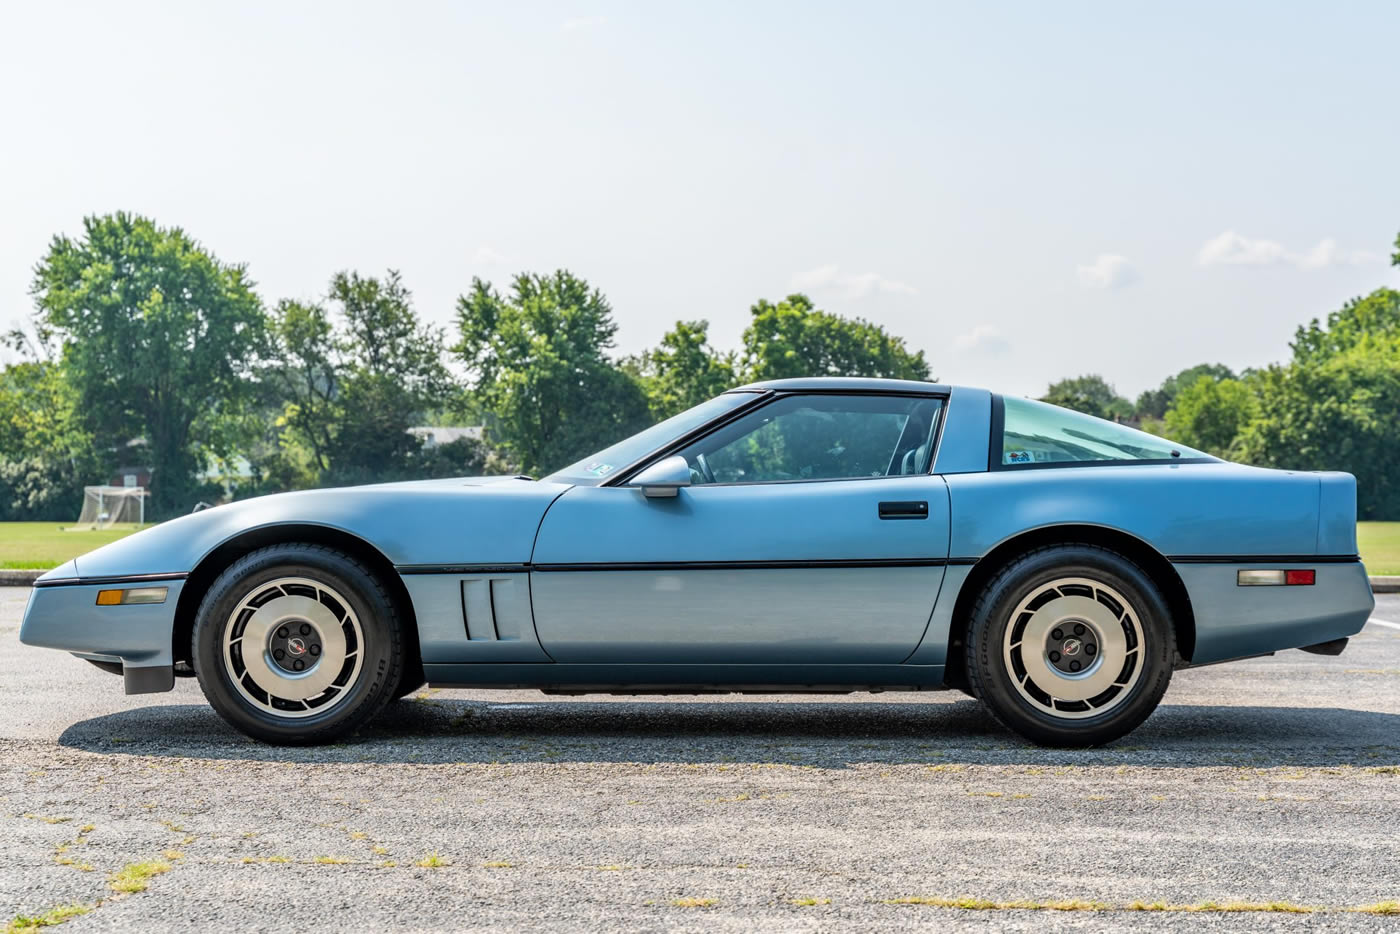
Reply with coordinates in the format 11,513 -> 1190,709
2,585 -> 1398,932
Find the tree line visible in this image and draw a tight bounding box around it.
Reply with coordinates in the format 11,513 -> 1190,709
0,213 -> 927,519
2,213 -> 1397,521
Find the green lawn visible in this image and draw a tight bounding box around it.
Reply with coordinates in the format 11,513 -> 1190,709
1358,521 -> 1400,575
0,523 -> 143,570
1,520 -> 1398,573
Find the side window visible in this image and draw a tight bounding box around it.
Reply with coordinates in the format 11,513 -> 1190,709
676,394 -> 943,485
999,396 -> 1209,467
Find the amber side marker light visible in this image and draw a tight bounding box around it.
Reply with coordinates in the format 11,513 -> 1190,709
1237,569 -> 1315,586
95,587 -> 168,606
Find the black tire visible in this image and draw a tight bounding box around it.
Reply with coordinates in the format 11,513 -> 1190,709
392,670 -> 426,701
965,544 -> 1174,747
192,544 -> 405,745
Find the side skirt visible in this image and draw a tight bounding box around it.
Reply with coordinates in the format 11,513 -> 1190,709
423,662 -> 948,693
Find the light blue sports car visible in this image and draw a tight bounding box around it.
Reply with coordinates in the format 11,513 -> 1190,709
19,378 -> 1376,746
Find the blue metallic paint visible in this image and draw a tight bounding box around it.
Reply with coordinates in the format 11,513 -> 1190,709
18,377 -> 1376,699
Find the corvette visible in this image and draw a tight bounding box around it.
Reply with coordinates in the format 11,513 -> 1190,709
19,377 -> 1376,746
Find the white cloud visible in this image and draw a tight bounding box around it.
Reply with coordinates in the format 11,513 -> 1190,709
789,264 -> 916,299
560,15 -> 606,32
471,245 -> 510,265
1075,253 -> 1139,290
951,324 -> 1010,356
1197,231 -> 1376,269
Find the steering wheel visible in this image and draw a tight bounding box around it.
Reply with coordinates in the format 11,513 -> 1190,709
694,452 -> 717,484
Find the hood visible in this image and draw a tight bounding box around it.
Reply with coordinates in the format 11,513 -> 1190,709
65,476 -> 573,580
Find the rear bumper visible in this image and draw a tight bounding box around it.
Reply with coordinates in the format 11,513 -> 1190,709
1175,559 -> 1375,665
19,579 -> 181,694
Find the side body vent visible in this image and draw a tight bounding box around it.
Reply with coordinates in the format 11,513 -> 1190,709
461,578 -> 523,642
399,570 -> 550,664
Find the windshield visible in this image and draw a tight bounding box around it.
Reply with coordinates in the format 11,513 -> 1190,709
544,391 -> 763,485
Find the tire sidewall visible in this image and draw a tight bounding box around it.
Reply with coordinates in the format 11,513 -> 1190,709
968,546 -> 1175,747
193,546 -> 400,743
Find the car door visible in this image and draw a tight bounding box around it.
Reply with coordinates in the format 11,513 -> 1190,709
529,392 -> 951,664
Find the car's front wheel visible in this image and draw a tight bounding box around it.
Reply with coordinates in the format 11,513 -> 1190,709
193,544 -> 405,744
965,544 -> 1175,747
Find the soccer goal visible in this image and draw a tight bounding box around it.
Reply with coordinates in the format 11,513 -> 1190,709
71,486 -> 147,530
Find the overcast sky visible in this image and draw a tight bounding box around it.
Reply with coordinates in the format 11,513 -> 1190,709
2,1 -> 1397,398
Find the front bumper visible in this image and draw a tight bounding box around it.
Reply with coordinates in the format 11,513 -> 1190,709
19,579 -> 184,694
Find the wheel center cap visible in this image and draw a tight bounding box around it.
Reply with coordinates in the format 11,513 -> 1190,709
1061,638 -> 1081,656
287,637 -> 308,656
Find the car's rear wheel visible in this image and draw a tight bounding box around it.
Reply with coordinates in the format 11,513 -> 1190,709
193,544 -> 404,744
965,544 -> 1174,747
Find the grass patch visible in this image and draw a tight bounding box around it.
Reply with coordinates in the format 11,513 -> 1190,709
671,898 -> 716,908
1359,521 -> 1400,575
416,853 -> 448,868
0,523 -> 143,570
312,856 -> 350,865
5,904 -> 90,933
107,860 -> 171,894
791,897 -> 831,906
1357,902 -> 1400,915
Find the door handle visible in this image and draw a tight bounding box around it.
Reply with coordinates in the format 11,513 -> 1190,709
879,500 -> 928,520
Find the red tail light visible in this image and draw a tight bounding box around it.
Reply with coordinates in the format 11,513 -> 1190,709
1285,569 -> 1315,586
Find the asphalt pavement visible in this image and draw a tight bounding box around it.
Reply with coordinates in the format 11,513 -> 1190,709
2,585 -> 1398,932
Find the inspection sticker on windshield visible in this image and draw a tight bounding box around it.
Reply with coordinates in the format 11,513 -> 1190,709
585,462 -> 615,477
1004,450 -> 1034,465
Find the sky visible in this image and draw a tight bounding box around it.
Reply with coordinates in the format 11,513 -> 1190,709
2,0 -> 1397,399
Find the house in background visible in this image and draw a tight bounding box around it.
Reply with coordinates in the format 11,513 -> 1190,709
408,426 -> 483,448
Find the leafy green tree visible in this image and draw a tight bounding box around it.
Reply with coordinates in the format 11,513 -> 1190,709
265,271 -> 457,486
454,271 -> 650,476
268,299 -> 339,480
740,294 -> 931,382
0,359 -> 108,519
1235,344 -> 1400,519
1291,288 -> 1400,364
627,320 -> 736,419
1162,375 -> 1257,457
1041,374 -> 1133,420
29,213 -> 266,516
323,271 -> 453,483
1135,363 -> 1236,419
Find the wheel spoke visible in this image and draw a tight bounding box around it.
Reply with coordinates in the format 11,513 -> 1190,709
1001,576 -> 1147,721
222,577 -> 364,721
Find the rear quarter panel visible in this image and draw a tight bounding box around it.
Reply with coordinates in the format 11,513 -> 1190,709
944,462 -> 1326,559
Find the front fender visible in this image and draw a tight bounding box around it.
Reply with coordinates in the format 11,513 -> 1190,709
53,477 -> 572,581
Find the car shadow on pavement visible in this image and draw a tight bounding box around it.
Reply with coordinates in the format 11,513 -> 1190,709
56,697 -> 1400,769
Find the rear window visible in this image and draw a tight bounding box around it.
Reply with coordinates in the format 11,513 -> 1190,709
998,396 -> 1211,467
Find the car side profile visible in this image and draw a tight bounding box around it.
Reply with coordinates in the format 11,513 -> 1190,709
19,377 -> 1376,747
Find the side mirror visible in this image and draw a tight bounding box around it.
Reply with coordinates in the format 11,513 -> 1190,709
631,455 -> 691,498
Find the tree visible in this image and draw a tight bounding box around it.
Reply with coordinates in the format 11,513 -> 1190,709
454,271 -> 650,476
323,271 -> 453,483
1041,374 -> 1133,420
1161,375 -> 1257,457
740,294 -> 931,382
266,271 -> 457,486
1134,363 -> 1236,420
1290,288 -> 1400,364
0,359 -> 106,520
29,213 -> 266,516
627,320 -> 736,419
1235,344 -> 1400,519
